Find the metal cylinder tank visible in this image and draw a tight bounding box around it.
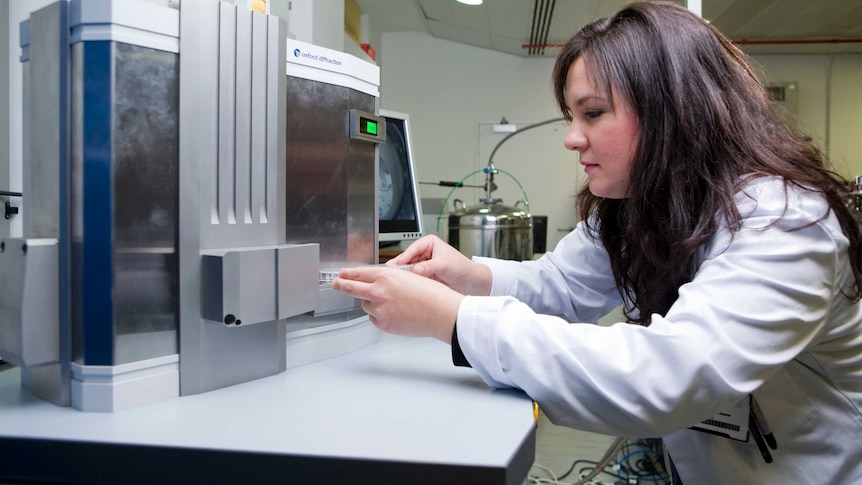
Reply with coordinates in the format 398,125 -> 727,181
448,198 -> 533,261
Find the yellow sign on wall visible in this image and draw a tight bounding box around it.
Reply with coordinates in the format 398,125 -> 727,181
345,0 -> 361,44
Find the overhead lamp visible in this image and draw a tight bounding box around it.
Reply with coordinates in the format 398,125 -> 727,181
456,0 -> 483,5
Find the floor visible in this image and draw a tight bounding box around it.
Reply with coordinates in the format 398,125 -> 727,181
529,410 -> 619,484
529,410 -> 672,485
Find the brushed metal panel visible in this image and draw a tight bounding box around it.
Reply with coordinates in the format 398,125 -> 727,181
179,1 -> 287,396
111,42 -> 180,364
201,247 -> 275,326
0,238 -> 59,367
267,14 -> 286,240
251,11 -> 267,223
217,2 -> 236,225
234,7 -> 252,224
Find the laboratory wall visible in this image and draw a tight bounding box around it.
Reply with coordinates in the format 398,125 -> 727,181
379,31 -> 862,251
284,0 -> 342,51
752,54 -> 862,178
278,0 -> 374,65
828,55 -> 862,177
378,32 -> 582,250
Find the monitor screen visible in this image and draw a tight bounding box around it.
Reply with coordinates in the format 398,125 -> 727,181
378,109 -> 423,244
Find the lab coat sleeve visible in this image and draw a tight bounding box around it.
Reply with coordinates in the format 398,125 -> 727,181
456,181 -> 845,437
474,221 -> 624,323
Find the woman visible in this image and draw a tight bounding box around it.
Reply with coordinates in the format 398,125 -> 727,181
333,2 -> 862,483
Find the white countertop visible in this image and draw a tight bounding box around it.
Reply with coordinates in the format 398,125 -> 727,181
0,334 -> 536,484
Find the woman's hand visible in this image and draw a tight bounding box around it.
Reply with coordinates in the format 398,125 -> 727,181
332,265 -> 464,343
387,235 -> 493,296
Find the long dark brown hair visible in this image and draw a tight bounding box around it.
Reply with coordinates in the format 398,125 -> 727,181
552,1 -> 862,324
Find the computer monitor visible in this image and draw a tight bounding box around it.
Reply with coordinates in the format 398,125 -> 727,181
378,109 -> 423,245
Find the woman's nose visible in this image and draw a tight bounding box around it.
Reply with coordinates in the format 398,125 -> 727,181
564,121 -> 586,152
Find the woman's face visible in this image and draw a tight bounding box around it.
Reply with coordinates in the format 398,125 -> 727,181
563,57 -> 640,199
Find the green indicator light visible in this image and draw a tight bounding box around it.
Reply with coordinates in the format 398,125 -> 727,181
365,120 -> 378,136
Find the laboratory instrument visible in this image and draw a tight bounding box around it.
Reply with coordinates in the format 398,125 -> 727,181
0,0 -> 383,411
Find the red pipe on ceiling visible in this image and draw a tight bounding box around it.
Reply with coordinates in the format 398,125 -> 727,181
522,38 -> 862,49
734,38 -> 862,45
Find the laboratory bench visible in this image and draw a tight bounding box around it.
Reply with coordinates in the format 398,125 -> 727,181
0,334 -> 536,485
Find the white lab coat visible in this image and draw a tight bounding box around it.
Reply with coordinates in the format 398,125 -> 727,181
456,177 -> 862,484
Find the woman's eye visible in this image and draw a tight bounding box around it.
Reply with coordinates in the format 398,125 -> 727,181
585,110 -> 603,119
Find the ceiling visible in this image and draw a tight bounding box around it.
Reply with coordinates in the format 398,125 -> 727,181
354,0 -> 862,56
